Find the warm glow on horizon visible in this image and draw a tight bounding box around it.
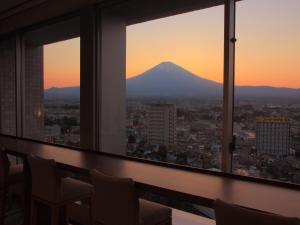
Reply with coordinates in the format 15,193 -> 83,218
235,0 -> 300,89
126,5 -> 224,84
44,0 -> 300,89
44,38 -> 80,89
126,0 -> 300,88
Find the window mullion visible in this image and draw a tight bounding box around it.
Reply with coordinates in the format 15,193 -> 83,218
222,0 -> 236,173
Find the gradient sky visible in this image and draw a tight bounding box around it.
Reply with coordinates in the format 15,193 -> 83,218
44,38 -> 80,89
44,0 -> 300,89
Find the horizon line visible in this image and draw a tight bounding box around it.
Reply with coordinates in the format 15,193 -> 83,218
44,84 -> 300,90
45,62 -> 300,90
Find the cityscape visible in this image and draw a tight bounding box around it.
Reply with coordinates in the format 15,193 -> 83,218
1,0 -> 300,224
43,62 -> 300,185
127,98 -> 300,184
44,100 -> 80,147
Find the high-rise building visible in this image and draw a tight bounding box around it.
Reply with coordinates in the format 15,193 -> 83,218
256,117 -> 290,157
147,103 -> 176,146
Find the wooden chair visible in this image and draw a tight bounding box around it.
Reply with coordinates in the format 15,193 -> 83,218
28,155 -> 93,225
214,199 -> 300,225
0,150 -> 24,225
90,169 -> 172,225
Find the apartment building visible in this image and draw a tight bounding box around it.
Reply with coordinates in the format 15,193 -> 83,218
147,104 -> 176,146
256,117 -> 290,157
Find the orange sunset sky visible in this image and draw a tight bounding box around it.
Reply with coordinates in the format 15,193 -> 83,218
44,0 -> 300,89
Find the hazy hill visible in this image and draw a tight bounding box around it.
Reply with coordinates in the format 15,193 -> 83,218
45,62 -> 300,100
45,86 -> 80,100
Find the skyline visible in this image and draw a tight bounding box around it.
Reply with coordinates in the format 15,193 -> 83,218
44,0 -> 300,89
45,62 -> 300,91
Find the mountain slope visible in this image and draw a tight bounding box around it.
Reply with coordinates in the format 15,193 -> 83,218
45,86 -> 80,100
126,62 -> 222,97
44,62 -> 300,100
236,86 -> 300,99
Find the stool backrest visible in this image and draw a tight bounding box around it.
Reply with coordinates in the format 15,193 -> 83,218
0,151 -> 9,188
215,199 -> 300,225
91,170 -> 139,225
27,155 -> 60,202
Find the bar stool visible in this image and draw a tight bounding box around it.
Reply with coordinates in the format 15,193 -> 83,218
28,155 -> 93,225
90,169 -> 172,225
214,199 -> 300,225
0,151 -> 24,225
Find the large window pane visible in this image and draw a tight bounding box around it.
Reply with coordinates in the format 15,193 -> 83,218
233,0 -> 300,184
0,37 -> 16,136
23,18 -> 81,147
44,38 -> 80,147
126,5 -> 224,170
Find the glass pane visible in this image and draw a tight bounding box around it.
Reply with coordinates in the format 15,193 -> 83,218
23,19 -> 80,148
0,37 -> 17,136
233,0 -> 300,184
126,4 -> 224,170
44,38 -> 80,147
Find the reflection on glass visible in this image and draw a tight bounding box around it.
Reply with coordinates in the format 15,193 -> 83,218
24,37 -> 80,147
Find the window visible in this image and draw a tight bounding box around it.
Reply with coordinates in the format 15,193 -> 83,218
44,38 -> 80,147
23,18 -> 81,147
233,0 -> 300,184
125,4 -> 224,170
2,0 -> 298,186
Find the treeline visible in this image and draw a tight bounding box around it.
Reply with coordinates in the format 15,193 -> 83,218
45,115 -> 79,127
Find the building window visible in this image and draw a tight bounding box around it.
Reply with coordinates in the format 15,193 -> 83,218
233,0 -> 300,184
125,4 -> 224,170
22,17 -> 81,147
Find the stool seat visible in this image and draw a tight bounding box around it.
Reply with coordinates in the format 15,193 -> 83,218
61,178 -> 93,204
139,199 -> 172,225
28,155 -> 93,225
90,170 -> 172,225
8,165 -> 24,184
1,151 -> 25,225
214,199 -> 300,225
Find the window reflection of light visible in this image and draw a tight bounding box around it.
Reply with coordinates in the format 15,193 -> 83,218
36,109 -> 43,118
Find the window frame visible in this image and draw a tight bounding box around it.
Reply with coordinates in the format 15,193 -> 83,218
1,0 -> 299,189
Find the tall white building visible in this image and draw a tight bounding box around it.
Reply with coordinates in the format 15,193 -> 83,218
256,117 -> 290,157
147,104 -> 176,146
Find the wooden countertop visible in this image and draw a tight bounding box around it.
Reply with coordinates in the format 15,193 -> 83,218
1,135 -> 299,218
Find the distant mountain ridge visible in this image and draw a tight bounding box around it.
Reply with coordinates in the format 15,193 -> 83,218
45,86 -> 80,100
126,62 -> 223,97
45,62 -> 300,100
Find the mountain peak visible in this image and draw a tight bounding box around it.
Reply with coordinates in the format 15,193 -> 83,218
126,61 -> 223,98
157,61 -> 178,66
155,61 -> 184,70
147,61 -> 191,76
44,61 -> 300,100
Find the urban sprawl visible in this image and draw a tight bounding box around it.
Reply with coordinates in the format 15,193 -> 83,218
44,98 -> 300,184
